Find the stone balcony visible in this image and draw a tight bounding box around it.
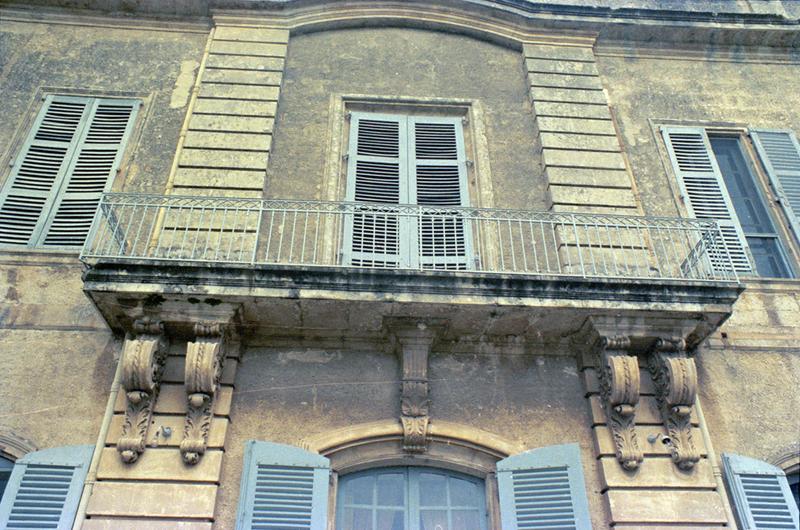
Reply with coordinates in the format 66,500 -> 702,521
80,193 -> 742,351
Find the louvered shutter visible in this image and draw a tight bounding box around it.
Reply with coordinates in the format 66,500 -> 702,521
0,445 -> 93,529
497,443 -> 592,530
751,129 -> 800,244
235,440 -> 330,530
722,453 -> 799,530
662,126 -> 754,274
409,116 -> 473,270
40,98 -> 138,246
0,96 -> 90,246
343,113 -> 410,268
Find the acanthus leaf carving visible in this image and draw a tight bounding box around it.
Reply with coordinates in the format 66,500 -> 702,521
648,337 -> 700,470
180,322 -> 226,465
117,316 -> 168,464
596,335 -> 643,470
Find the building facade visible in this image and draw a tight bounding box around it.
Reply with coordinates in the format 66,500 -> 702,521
0,0 -> 799,528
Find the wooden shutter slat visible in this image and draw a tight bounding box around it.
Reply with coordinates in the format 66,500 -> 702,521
723,453 -> 799,530
751,129 -> 800,244
235,441 -> 330,530
497,443 -> 592,529
0,445 -> 94,530
40,98 -> 138,247
662,126 -> 753,274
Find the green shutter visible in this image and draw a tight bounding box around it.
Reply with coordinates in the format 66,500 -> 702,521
409,116 -> 473,270
497,443 -> 592,530
0,96 -> 90,246
0,445 -> 93,529
235,440 -> 331,530
722,453 -> 799,530
662,126 -> 754,274
0,95 -> 138,248
751,129 -> 800,244
343,112 -> 410,268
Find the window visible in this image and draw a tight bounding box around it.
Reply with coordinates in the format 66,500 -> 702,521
789,471 -> 800,511
343,111 -> 472,270
0,457 -> 12,505
336,467 -> 488,530
662,126 -> 798,278
0,95 -> 139,249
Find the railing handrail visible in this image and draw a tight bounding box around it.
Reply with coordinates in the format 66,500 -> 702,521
94,193 -> 722,229
81,192 -> 739,284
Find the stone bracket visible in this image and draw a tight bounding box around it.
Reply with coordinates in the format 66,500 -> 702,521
596,335 -> 643,470
648,337 -> 700,470
117,316 -> 169,464
180,322 -> 228,465
387,319 -> 442,454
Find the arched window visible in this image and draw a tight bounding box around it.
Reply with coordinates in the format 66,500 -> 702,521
336,467 -> 488,530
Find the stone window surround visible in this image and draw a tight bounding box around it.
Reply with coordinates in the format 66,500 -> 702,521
0,428 -> 37,462
322,94 -> 496,210
300,419 -> 524,530
652,119 -> 800,277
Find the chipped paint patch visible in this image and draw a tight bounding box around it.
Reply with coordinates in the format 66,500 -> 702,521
170,59 -> 198,109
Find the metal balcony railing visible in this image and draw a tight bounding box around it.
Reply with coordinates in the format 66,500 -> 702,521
80,193 -> 739,283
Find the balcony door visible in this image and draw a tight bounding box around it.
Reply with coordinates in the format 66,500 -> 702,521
343,111 -> 473,270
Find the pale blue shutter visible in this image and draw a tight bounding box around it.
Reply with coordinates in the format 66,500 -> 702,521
408,116 -> 473,270
497,443 -> 592,530
722,453 -> 799,530
235,440 -> 331,530
0,96 -> 90,246
662,126 -> 754,274
40,98 -> 138,247
751,129 -> 800,243
343,112 -> 409,268
0,445 -> 93,529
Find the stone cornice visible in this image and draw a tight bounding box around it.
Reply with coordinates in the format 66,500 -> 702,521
3,0 -> 799,48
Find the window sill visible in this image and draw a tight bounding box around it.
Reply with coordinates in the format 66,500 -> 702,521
0,246 -> 83,266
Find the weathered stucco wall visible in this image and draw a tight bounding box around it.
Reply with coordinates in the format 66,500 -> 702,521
215,348 -> 606,528
0,19 -> 206,450
597,49 -> 800,466
267,27 -> 546,210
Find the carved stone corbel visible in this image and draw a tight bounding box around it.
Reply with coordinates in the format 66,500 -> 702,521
117,317 -> 168,464
648,337 -> 700,470
181,322 -> 227,465
596,336 -> 643,470
392,321 -> 437,453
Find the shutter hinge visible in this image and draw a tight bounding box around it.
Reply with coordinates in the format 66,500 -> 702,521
343,154 -> 349,161
345,112 -> 352,121
465,159 -> 474,168
461,116 -> 469,125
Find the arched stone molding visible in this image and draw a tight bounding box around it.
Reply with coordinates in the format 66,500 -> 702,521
771,448 -> 800,475
213,3 -> 598,50
0,427 -> 37,461
299,419 -> 524,478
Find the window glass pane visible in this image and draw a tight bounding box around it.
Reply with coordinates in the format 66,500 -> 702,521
340,507 -> 374,530
747,236 -> 792,278
449,476 -> 480,507
343,474 -> 374,505
376,472 -> 404,507
452,510 -> 481,528
419,472 -> 448,507
377,509 -> 404,530
787,472 -> 799,510
0,457 -> 11,504
420,509 -> 448,530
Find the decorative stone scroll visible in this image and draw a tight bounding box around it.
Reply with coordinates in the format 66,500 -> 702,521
648,337 -> 700,470
117,317 -> 169,464
181,322 -> 227,465
596,335 -> 643,470
393,322 -> 437,453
